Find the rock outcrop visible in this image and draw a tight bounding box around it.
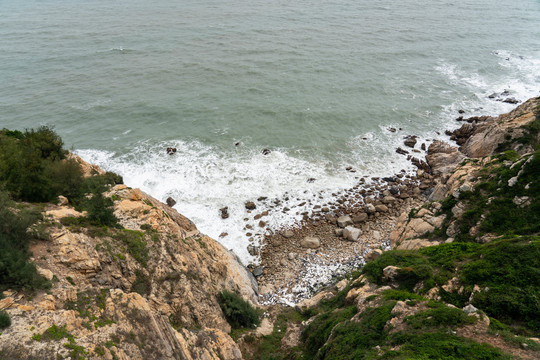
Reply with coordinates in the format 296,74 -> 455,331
0,160 -> 256,360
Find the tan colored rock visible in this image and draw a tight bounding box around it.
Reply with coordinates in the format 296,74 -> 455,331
298,291 -> 333,309
300,236 -> 321,249
37,267 -> 54,281
0,297 -> 14,310
365,249 -> 383,262
426,141 -> 466,177
397,239 -> 439,251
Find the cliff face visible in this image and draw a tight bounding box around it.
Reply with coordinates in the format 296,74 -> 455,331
0,162 -> 256,360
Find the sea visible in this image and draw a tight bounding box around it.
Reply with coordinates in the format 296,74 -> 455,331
1,0 -> 539,263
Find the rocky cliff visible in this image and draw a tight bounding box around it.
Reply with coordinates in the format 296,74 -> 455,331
0,155 -> 256,359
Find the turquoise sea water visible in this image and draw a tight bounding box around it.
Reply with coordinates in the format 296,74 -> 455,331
1,0 -> 539,261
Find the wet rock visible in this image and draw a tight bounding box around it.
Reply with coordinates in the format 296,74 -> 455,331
166,147 -> 177,155
258,220 -> 266,228
245,201 -> 256,210
257,196 -> 267,201
166,197 -> 176,207
247,245 -> 260,256
300,236 -> 321,249
403,135 -> 418,148
502,97 -> 519,104
220,207 -> 229,219
396,147 -> 409,155
262,149 -> 271,155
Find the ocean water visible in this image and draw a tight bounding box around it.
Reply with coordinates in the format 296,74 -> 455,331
1,0 -> 539,262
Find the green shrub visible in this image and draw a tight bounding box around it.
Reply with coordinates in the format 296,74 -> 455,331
314,304 -> 393,360
0,310 -> 11,329
115,230 -> 148,266
131,270 -> 151,296
405,305 -> 475,329
217,290 -> 261,329
388,330 -> 511,359
0,190 -> 50,292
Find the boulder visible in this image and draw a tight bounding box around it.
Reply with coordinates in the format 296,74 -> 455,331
375,204 -> 388,213
337,215 -> 353,228
245,201 -> 256,210
343,226 -> 362,242
300,236 -> 321,249
352,213 -> 368,223
166,197 -> 176,207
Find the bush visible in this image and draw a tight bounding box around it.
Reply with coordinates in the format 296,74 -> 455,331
217,290 -> 261,329
0,190 -> 50,292
0,310 -> 11,329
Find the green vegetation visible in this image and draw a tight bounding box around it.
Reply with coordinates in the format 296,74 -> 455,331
0,310 -> 11,329
0,190 -> 50,292
131,270 -> 151,296
217,290 -> 261,329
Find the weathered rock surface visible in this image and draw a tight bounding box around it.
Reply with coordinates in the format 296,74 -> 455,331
0,159 -> 256,360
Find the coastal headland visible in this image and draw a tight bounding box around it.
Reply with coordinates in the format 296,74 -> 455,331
0,97 -> 539,359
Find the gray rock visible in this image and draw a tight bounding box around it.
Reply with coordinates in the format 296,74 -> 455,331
300,236 -> 321,249
337,215 -> 353,228
463,304 -> 478,314
375,204 -> 388,212
365,204 -> 376,214
343,226 -> 362,241
508,176 -> 518,187
252,266 -> 264,277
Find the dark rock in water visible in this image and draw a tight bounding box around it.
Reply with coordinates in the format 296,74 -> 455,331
403,135 -> 418,148
307,178 -> 316,183
396,147 -> 409,155
445,130 -> 453,136
166,197 -> 176,207
388,127 -> 397,133
503,97 -> 519,104
258,220 -> 266,228
257,196 -> 267,201
456,116 -> 464,121
252,266 -> 264,277
458,109 -> 465,114
219,232 -> 228,238
245,201 -> 256,210
501,89 -> 510,96
389,186 -> 399,195
488,92 -> 498,99
220,207 -> 230,219
382,176 -> 396,183
262,148 -> 271,155
421,143 -> 426,151
247,245 -> 260,256
235,142 -> 240,146
166,147 -> 177,155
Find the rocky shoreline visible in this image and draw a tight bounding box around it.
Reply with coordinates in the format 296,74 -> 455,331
251,96 -> 540,305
